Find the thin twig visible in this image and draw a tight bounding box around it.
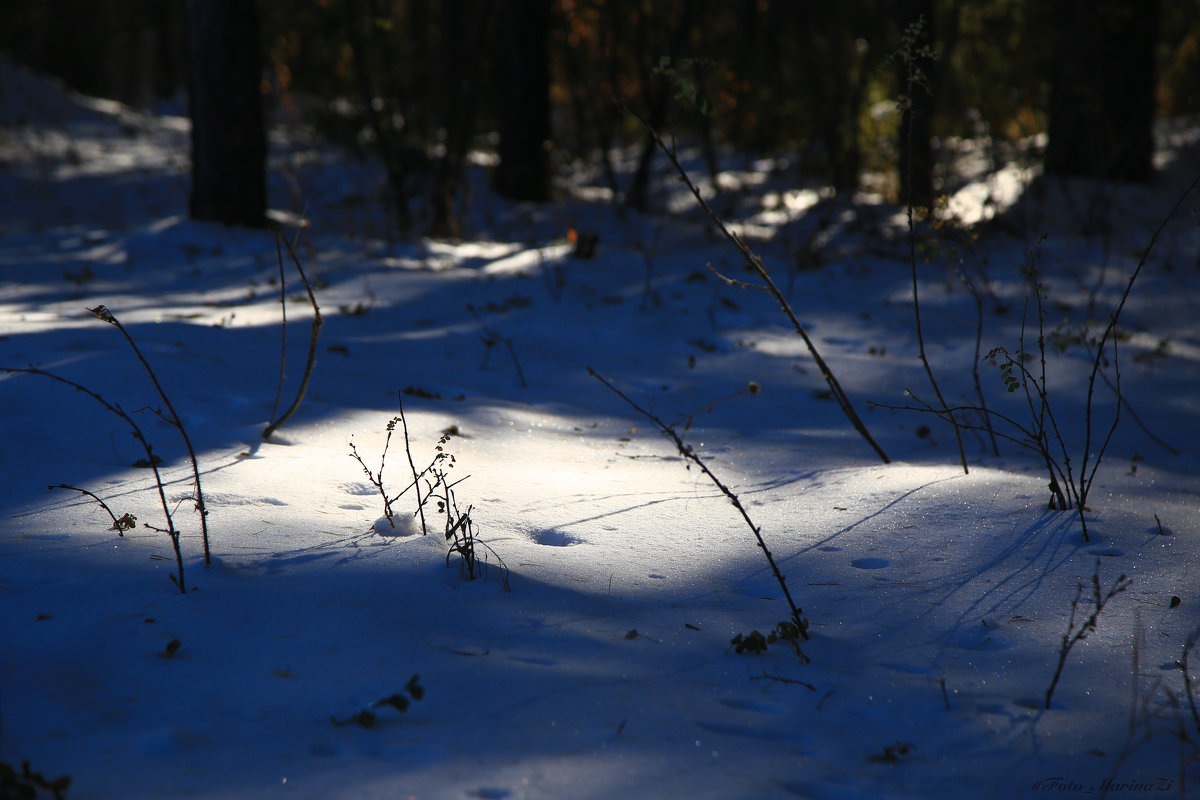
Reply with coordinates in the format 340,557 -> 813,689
898,18 -> 967,474
750,669 -> 817,692
1022,274 -> 1076,514
3,365 -> 187,591
668,381 -> 760,430
397,392 -> 428,536
1076,173 -> 1200,514
1045,563 -> 1131,710
1099,366 -> 1180,456
267,232 -> 288,424
348,432 -> 397,526
47,483 -> 135,534
87,304 -> 209,565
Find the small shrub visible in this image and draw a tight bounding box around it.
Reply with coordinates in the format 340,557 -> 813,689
349,394 -> 509,590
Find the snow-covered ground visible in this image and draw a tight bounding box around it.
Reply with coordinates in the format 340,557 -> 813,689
3,58 -> 1200,799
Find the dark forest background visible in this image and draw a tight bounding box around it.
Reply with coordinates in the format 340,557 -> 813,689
2,1 -> 1197,233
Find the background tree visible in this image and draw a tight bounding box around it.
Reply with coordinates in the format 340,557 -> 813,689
184,0 -> 268,227
1045,0 -> 1160,183
495,0 -> 553,203
6,0 -> 1196,232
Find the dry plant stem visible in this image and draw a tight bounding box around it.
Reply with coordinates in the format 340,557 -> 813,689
2,365 -> 187,592
263,231 -> 324,440
1022,285 -> 1079,518
347,400 -> 436,533
620,101 -> 888,464
1029,173 -> 1196,536
48,483 -> 129,533
954,263 -> 999,456
876,395 -> 1058,463
750,668 -> 817,692
1099,366 -> 1180,456
879,389 -> 1097,542
908,202 -> 967,474
669,383 -> 756,430
1076,332 -> 1121,537
1044,563 -> 1131,710
348,433 -> 397,525
901,63 -> 967,474
589,367 -> 809,652
87,305 -> 210,567
1074,172 -> 1200,500
396,392 -> 428,536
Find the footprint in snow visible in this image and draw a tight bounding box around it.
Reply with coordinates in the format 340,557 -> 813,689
851,557 -> 889,570
531,529 -> 583,547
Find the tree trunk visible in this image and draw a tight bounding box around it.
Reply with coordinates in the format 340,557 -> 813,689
185,0 -> 267,227
431,0 -> 489,238
1045,0 -> 1159,183
495,0 -> 552,202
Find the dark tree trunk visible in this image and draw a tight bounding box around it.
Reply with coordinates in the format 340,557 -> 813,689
185,0 -> 267,227
1045,0 -> 1159,183
495,0 -> 552,202
431,0 -> 489,238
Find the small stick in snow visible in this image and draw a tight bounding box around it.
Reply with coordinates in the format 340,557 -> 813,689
589,367 -> 809,659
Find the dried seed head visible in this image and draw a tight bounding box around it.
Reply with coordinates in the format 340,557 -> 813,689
88,305 -> 117,324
